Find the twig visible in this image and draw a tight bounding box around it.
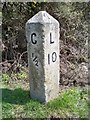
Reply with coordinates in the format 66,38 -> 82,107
17,51 -> 27,67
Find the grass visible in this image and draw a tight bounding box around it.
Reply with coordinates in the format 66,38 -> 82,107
47,87 -> 89,118
1,72 -> 89,118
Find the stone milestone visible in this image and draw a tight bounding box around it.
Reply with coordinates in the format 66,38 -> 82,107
26,11 -> 60,102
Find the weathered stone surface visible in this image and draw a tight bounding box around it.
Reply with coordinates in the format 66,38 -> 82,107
26,11 -> 60,102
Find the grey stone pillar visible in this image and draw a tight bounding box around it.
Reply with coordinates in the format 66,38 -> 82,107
26,11 -> 60,102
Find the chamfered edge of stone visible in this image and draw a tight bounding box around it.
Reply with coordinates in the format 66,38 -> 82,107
26,11 -> 59,24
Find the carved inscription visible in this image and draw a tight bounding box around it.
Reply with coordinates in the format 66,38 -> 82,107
48,33 -> 57,64
50,32 -> 54,44
31,32 -> 57,66
31,33 -> 38,67
31,33 -> 37,44
48,52 -> 57,64
52,52 -> 57,62
32,53 -> 38,67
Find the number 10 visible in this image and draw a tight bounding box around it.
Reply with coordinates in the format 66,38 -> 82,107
48,52 -> 57,64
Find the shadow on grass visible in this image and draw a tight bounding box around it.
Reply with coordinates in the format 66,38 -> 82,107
2,88 -> 31,105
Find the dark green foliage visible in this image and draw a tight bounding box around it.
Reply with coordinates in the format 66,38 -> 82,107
2,2 -> 41,41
